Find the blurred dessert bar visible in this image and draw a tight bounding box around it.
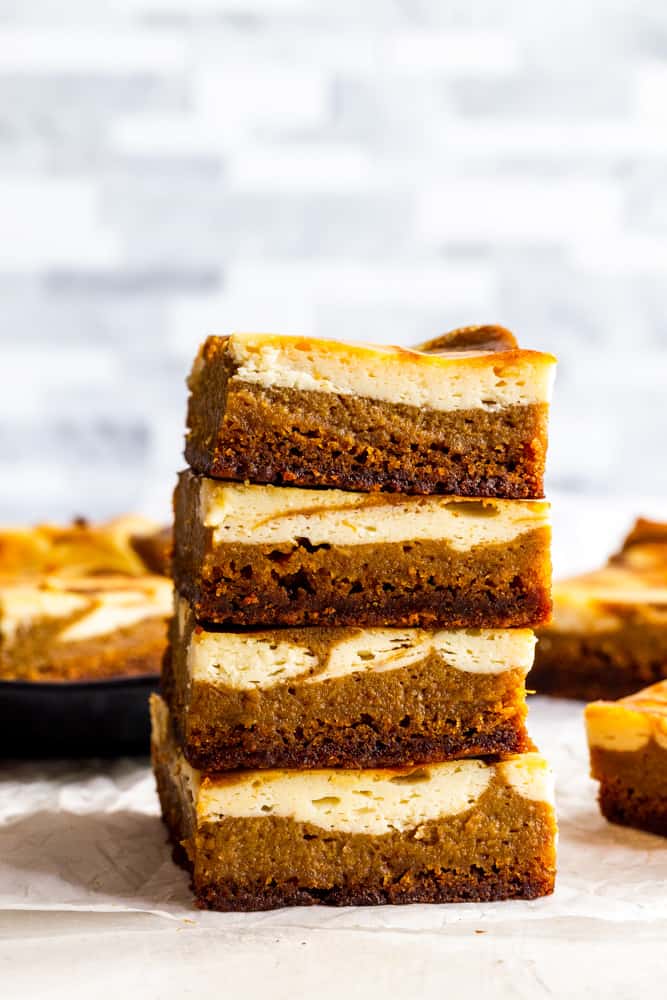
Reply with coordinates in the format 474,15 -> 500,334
0,517 -> 172,682
1,574 -> 171,682
0,515 -> 164,578
164,596 -> 534,770
152,694 -> 557,910
586,679 -> 667,837
130,525 -> 172,577
173,470 -> 551,628
185,330 -> 555,498
533,519 -> 667,700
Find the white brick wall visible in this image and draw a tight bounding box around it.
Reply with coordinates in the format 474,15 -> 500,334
1,1 -> 667,523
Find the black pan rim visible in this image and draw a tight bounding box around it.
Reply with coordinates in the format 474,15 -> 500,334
0,673 -> 160,692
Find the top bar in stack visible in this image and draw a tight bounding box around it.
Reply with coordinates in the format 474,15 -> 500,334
185,328 -> 556,498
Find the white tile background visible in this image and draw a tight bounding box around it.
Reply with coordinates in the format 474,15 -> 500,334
1,1 -> 666,547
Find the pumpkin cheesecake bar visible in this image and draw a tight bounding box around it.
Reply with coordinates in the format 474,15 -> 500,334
185,329 -> 555,499
0,573 -> 172,681
586,679 -> 667,837
0,516 -> 172,682
151,695 -> 557,911
0,515 -> 165,578
173,470 -> 551,628
164,596 -> 535,770
534,519 -> 667,700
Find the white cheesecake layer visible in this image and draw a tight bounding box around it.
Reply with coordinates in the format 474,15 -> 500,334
197,476 -> 550,550
181,599 -> 535,691
196,754 -> 554,834
1,576 -> 172,644
225,332 -> 556,413
0,586 -> 88,643
586,681 -> 667,753
189,631 -> 317,690
61,579 -> 172,641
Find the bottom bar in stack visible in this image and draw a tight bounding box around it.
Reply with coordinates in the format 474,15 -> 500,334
151,695 -> 557,911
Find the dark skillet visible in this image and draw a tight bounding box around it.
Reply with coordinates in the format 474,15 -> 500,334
0,674 -> 159,757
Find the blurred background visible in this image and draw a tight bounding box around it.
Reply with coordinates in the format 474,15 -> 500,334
1,2 -> 666,572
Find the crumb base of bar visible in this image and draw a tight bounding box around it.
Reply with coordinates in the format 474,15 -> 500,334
160,815 -> 554,911
178,721 -> 531,772
186,379 -> 548,499
192,866 -> 555,911
599,783 -> 667,838
533,629 -> 667,701
179,584 -> 551,629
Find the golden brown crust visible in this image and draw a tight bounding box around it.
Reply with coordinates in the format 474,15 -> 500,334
197,331 -> 553,372
616,678 -> 667,716
585,678 -> 667,739
552,517 -> 667,604
413,325 -> 519,354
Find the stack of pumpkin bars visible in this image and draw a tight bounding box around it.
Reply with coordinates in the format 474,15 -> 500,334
151,326 -> 558,911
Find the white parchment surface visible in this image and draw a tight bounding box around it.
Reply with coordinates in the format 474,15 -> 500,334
1,697 -> 666,999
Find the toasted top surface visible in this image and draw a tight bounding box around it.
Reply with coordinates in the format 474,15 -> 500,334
591,678 -> 667,716
190,327 -> 556,414
619,518 -> 667,550
413,325 -> 519,353
0,516 -> 167,580
550,519 -> 667,629
619,680 -> 667,716
586,680 -> 667,752
201,325 -> 551,367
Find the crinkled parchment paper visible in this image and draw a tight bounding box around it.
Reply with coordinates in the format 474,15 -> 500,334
1,697 -> 666,999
